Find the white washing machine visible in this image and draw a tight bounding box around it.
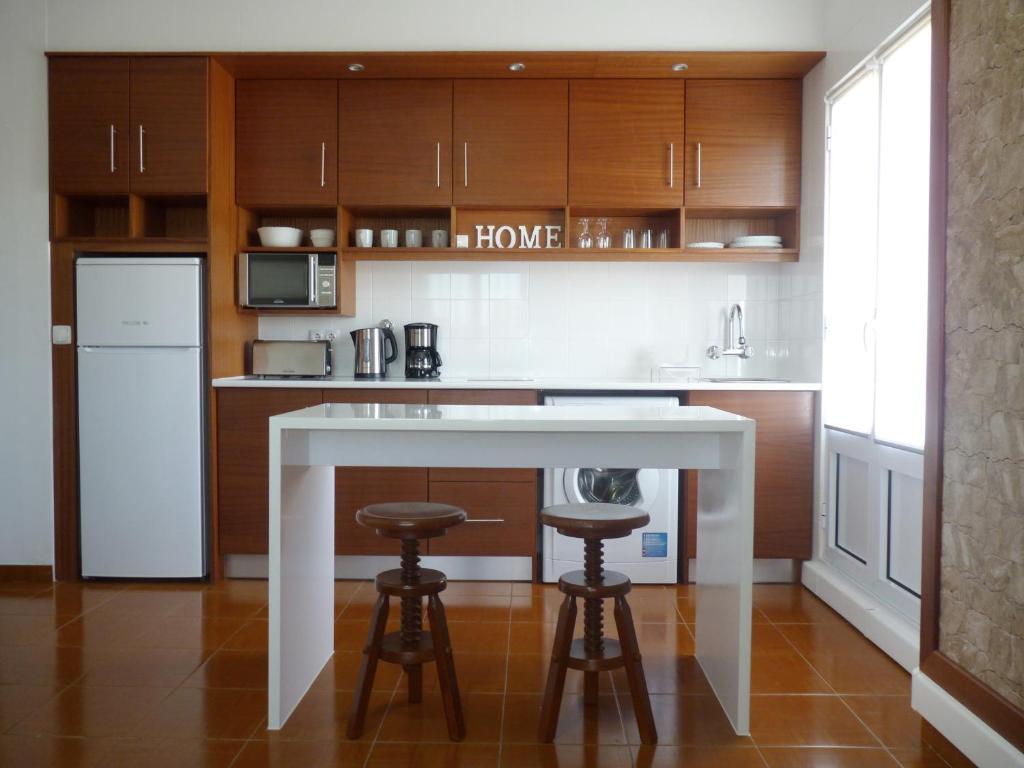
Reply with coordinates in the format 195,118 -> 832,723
542,395 -> 679,584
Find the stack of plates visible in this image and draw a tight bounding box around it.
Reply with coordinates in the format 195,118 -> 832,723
729,235 -> 783,248
686,241 -> 725,249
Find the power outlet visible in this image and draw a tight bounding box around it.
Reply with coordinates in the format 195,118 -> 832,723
324,329 -> 338,342
308,329 -> 323,341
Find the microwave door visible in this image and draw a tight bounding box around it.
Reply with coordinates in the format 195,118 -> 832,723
245,253 -> 314,307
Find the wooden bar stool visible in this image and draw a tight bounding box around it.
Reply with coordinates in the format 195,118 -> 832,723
346,502 -> 467,741
538,503 -> 658,744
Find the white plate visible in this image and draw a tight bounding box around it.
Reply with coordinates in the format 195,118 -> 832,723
729,244 -> 783,249
686,241 -> 725,249
731,237 -> 781,244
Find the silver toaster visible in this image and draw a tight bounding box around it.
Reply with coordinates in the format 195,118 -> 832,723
251,340 -> 332,378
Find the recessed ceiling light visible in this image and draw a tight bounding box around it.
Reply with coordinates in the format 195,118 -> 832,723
348,63 -> 365,72
671,63 -> 689,72
508,62 -> 526,72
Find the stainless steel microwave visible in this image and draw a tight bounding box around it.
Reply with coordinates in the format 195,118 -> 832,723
238,252 -> 337,309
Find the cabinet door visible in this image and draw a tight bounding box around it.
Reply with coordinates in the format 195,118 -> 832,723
339,80 -> 452,206
217,388 -> 322,554
236,80 -> 338,206
427,390 -> 538,482
428,482 -> 538,557
684,80 -> 801,208
49,57 -> 130,195
323,389 -> 429,556
686,391 -> 815,559
453,80 -> 568,207
129,57 -> 208,196
569,80 -> 683,208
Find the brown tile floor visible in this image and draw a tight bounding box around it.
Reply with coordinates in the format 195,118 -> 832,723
0,579 -> 973,767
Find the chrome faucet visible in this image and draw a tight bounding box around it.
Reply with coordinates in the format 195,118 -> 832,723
707,304 -> 754,360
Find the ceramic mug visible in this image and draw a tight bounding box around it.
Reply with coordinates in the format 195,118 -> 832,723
430,229 -> 449,248
355,229 -> 373,248
405,229 -> 422,248
381,229 -> 399,248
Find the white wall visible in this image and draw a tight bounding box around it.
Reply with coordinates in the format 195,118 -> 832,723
0,0 -> 53,567
0,0 -> 827,566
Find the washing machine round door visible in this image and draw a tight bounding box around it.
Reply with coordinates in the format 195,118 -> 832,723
563,468 -> 660,510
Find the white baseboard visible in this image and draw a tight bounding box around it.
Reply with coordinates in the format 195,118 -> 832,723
912,669 -> 1024,768
687,558 -> 799,583
224,554 -> 532,581
801,559 -> 919,671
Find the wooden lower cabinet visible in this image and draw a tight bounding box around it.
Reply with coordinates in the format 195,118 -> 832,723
428,481 -> 538,557
217,388 -> 322,554
425,389 -> 540,557
323,390 -> 429,556
685,390 -> 815,560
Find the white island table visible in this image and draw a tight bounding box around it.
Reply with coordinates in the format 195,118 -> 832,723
267,402 -> 755,735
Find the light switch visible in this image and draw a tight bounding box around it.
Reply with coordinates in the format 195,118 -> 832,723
52,325 -> 72,345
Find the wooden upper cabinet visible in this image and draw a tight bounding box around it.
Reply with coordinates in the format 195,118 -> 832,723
569,80 -> 684,208
339,80 -> 452,207
453,80 -> 568,207
49,57 -> 130,195
684,80 -> 801,208
129,57 -> 208,196
236,80 -> 338,206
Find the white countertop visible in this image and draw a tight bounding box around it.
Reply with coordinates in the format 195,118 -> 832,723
271,402 -> 754,432
214,375 -> 820,392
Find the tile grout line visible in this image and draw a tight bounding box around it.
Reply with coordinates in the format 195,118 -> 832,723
765,601 -> 903,765
495,591 -> 513,768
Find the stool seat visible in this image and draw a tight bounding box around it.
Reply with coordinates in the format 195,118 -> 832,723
559,569 -> 631,598
357,502 -> 467,539
376,567 -> 447,597
541,503 -> 649,539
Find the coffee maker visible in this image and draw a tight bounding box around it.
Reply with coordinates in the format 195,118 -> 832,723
404,322 -> 442,378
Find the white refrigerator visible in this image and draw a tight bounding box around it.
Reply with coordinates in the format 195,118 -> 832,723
76,256 -> 207,578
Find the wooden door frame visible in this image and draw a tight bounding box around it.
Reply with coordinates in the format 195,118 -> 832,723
918,0 -> 1024,750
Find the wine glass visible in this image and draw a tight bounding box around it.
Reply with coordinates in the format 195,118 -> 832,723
595,218 -> 611,249
576,217 -> 593,248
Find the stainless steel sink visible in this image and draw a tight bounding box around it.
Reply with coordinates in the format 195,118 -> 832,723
701,377 -> 791,383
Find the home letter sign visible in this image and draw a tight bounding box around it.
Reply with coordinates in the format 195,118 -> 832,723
474,224 -> 562,249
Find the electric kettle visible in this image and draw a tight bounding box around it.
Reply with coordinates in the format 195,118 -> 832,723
350,319 -> 398,379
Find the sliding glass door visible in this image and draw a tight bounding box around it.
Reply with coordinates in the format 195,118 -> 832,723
822,15 -> 931,621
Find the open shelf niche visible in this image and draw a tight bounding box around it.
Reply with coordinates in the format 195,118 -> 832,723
340,206 -> 451,251
238,206 -> 338,251
682,207 -> 799,259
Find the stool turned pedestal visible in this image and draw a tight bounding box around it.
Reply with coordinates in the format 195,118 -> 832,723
346,502 -> 467,741
538,503 -> 658,744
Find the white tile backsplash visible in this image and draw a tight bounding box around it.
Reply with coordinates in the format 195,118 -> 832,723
259,260 -> 822,381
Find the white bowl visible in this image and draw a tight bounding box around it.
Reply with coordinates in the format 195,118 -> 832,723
257,226 -> 302,248
310,228 -> 335,247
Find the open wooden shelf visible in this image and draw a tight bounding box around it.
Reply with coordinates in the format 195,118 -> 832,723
242,246 -> 337,253
343,246 -> 798,262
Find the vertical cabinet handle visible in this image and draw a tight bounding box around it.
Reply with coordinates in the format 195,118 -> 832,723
138,125 -> 145,173
696,142 -> 702,189
463,141 -> 468,187
669,143 -> 674,188
436,141 -> 441,188
109,125 -> 116,173
320,142 -> 326,188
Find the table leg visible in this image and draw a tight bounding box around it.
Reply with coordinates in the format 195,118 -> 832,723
268,455 -> 335,730
693,429 -> 754,736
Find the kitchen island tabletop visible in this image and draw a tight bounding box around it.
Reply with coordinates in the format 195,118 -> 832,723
267,402 -> 755,737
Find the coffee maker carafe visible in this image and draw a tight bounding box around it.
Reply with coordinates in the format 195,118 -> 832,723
404,322 -> 442,378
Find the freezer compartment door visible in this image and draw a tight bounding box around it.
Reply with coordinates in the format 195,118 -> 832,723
76,257 -> 203,347
78,346 -> 206,578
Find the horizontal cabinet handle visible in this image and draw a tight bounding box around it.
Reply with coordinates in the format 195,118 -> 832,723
465,518 -> 504,523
